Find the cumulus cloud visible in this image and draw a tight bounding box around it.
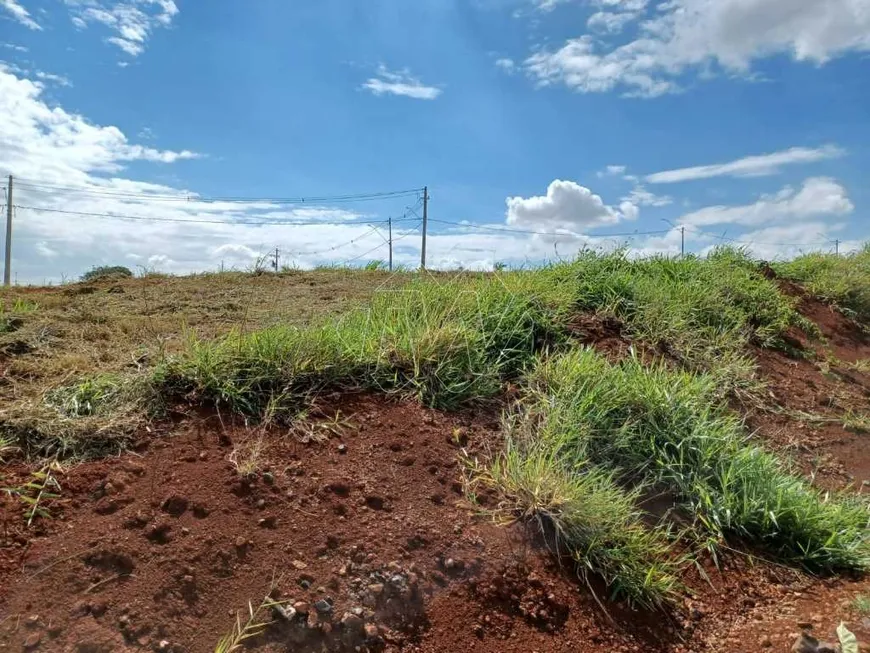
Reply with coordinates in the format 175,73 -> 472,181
361,65 -> 442,100
1,0 -> 40,30
64,0 -> 179,57
506,180 -> 633,232
679,177 -> 854,228
495,58 -> 516,73
525,0 -> 870,96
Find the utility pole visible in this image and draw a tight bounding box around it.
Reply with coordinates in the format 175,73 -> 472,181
420,186 -> 429,271
388,216 -> 393,272
835,239 -> 840,256
271,247 -> 280,272
680,226 -> 685,259
4,175 -> 12,287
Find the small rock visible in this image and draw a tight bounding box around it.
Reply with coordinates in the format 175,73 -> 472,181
364,623 -> 380,639
314,599 -> 333,615
341,613 -> 364,632
367,583 -> 384,596
23,632 -> 41,649
293,601 -> 310,615
258,516 -> 276,529
292,560 -> 308,570
156,641 -> 171,651
337,444 -> 348,454
273,604 -> 297,621
234,536 -> 247,549
791,634 -> 819,653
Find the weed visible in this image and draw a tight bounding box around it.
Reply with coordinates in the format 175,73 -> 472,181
849,359 -> 870,374
228,433 -> 268,478
852,594 -> 870,616
521,348 -> 870,572
0,435 -> 19,462
45,374 -> 127,418
2,462 -> 62,526
214,594 -> 287,653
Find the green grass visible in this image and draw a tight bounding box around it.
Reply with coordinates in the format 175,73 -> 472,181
519,348 -> 870,573
470,431 -> 679,608
776,245 -> 870,320
852,594 -> 870,617
154,270 -> 580,415
569,247 -> 807,379
155,248 -> 805,418
0,297 -> 38,332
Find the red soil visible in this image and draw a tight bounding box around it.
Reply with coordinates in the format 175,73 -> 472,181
3,287 -> 870,652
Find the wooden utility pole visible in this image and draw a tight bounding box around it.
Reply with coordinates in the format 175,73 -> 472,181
680,226 -> 685,259
420,186 -> 429,270
835,239 -> 840,256
4,175 -> 12,287
271,247 -> 280,272
388,216 -> 393,272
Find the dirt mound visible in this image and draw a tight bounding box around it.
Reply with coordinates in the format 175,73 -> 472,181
0,395 -> 657,653
5,285 -> 870,651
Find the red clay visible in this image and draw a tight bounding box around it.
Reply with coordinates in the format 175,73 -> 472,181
3,288 -> 870,652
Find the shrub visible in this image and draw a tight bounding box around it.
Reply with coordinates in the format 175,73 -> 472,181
81,265 -> 133,282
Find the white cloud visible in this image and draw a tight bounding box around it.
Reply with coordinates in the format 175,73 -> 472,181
622,184 -> 672,207
506,180 -> 631,232
35,242 -> 58,258
587,11 -> 638,34
64,0 -> 179,57
2,43 -> 29,52
679,177 -> 854,228
524,0 -> 870,96
647,145 -> 846,183
361,65 -> 442,100
34,71 -> 73,87
495,58 -> 516,73
1,0 -> 41,30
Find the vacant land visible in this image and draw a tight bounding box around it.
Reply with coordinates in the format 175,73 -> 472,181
2,248 -> 870,653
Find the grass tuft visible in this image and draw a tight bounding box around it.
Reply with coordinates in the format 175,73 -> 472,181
521,348 -> 870,573
469,435 -> 679,608
776,245 -> 870,321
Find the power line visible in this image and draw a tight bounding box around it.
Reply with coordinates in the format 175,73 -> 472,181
13,204 -> 417,227
11,178 -> 423,204
684,225 -> 830,248
428,218 -> 672,239
338,223 -> 422,266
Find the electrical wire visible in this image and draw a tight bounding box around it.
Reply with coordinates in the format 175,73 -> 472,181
428,218 -> 672,239
13,204 -> 397,227
337,222 -> 422,266
11,178 -> 423,204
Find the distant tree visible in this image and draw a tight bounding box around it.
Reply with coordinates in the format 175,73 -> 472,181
81,265 -> 134,282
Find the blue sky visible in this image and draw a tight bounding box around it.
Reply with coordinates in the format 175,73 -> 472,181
1,0 -> 869,282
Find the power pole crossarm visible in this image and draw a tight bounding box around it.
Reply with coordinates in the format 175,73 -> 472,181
4,175 -> 12,287
420,186 -> 429,271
